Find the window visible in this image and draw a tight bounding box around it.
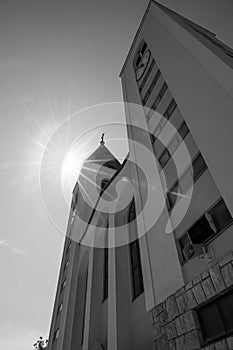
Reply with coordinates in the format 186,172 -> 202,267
178,121 -> 189,139
198,289 -> 233,343
164,99 -> 177,120
134,42 -> 147,69
142,69 -> 161,105
150,133 -> 156,145
103,248 -> 108,301
130,240 -> 144,300
167,153 -> 207,211
57,302 -> 63,314
128,200 -> 144,300
209,199 -> 232,232
53,328 -> 59,342
178,198 -> 232,260
167,182 -> 179,210
66,240 -> 72,254
64,259 -> 69,270
158,148 -> 171,168
151,82 -> 168,110
101,179 -> 109,191
60,279 -> 67,293
139,59 -> 155,92
192,153 -> 207,182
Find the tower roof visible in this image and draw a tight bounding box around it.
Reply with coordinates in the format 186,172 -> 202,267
85,142 -> 121,170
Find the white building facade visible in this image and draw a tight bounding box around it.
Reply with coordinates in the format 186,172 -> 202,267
47,2 -> 233,349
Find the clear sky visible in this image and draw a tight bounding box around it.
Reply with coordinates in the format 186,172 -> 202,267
0,0 -> 233,349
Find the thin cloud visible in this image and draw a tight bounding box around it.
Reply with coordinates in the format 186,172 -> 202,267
12,248 -> 27,255
0,240 -> 8,246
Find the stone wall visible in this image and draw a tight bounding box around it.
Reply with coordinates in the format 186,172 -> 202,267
150,252 -> 233,350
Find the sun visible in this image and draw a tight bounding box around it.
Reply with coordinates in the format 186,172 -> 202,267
61,146 -> 87,192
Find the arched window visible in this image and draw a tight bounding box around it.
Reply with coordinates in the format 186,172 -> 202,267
101,178 -> 110,191
128,200 -> 144,300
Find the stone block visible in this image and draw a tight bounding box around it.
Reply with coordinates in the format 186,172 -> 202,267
219,252 -> 233,267
192,284 -> 206,304
168,340 -> 176,350
193,274 -> 202,285
153,302 -> 165,316
204,345 -> 215,350
150,311 -> 156,325
209,264 -> 225,293
185,281 -> 193,291
175,315 -> 186,336
175,335 -> 188,350
153,324 -> 163,340
154,335 -> 169,350
158,310 -> 168,326
176,294 -> 188,314
166,321 -> 177,340
183,289 -> 197,308
215,339 -> 228,350
227,336 -> 233,350
185,330 -> 203,350
175,287 -> 185,298
201,277 -> 216,299
166,295 -> 179,321
221,263 -> 233,287
202,270 -> 209,280
183,310 -> 200,331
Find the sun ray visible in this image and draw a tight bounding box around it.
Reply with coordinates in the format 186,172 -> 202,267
170,191 -> 191,199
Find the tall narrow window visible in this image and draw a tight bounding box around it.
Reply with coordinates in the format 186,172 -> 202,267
103,248 -> 108,302
130,239 -> 144,300
128,200 -> 144,300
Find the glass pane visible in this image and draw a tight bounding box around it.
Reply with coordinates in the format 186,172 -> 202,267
211,199 -> 232,231
130,241 -> 139,269
219,293 -> 233,333
133,268 -> 144,299
159,149 -> 170,168
193,154 -> 207,182
166,99 -> 177,118
179,121 -> 189,140
189,216 -> 215,244
198,304 -> 225,341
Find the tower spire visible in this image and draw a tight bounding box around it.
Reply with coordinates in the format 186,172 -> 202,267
100,133 -> 105,145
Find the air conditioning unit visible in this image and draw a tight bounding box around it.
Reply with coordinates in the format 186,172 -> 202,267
183,243 -> 204,261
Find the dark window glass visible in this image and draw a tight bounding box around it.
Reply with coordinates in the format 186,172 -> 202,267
178,121 -> 189,139
192,153 -> 207,182
210,199 -> 232,232
139,59 -> 155,92
103,248 -> 108,301
129,240 -> 144,300
188,215 -> 215,244
141,42 -> 147,55
198,289 -> 233,343
135,56 -> 141,67
150,133 -> 156,145
199,303 -> 225,341
219,293 -> 233,333
128,199 -> 136,222
101,179 -> 109,191
164,99 -> 177,119
158,148 -> 171,168
167,182 -> 179,210
152,83 -> 168,110
142,70 -> 161,105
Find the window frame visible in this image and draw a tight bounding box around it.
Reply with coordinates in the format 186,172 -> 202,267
178,197 -> 233,262
197,288 -> 233,344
